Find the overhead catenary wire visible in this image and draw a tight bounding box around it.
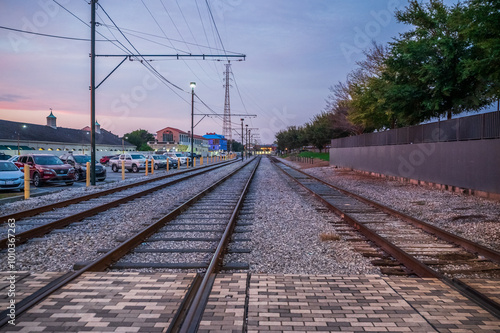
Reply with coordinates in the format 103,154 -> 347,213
51,0 -> 248,136
98,24 -> 240,54
150,0 -> 214,87
0,25 -> 112,42
98,3 -> 184,92
205,0 -> 228,60
195,0 -> 223,81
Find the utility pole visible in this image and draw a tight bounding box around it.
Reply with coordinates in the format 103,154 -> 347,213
223,62 -> 232,145
90,0 -> 97,185
245,124 -> 248,159
240,118 -> 244,161
190,82 -> 196,166
248,129 -> 251,157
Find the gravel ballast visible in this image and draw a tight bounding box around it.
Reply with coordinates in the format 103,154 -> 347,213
245,157 -> 379,275
282,158 -> 500,253
2,158 -> 380,275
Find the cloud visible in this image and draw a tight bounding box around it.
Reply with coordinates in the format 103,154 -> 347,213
0,94 -> 26,102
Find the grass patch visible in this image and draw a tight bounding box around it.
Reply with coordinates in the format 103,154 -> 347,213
319,232 -> 340,242
298,151 -> 329,161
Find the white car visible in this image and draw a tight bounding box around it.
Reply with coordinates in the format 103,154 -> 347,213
165,153 -> 187,165
0,161 -> 24,191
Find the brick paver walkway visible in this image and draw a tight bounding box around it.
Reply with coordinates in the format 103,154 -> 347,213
2,273 -> 500,332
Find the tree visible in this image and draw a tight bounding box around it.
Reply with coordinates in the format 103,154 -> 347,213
304,112 -> 336,152
460,0 -> 500,102
124,129 -> 155,151
386,0 -> 490,121
275,126 -> 306,152
229,140 -> 243,152
138,143 -> 154,151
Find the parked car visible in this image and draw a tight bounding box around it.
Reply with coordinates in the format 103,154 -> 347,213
0,161 -> 24,191
147,154 -> 178,169
166,152 -> 187,165
99,154 -> 119,166
110,153 -> 146,173
0,153 -> 11,161
59,153 -> 106,181
166,156 -> 178,169
15,154 -> 75,187
7,155 -> 20,163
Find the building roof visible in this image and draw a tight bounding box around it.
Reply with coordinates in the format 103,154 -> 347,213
0,119 -> 134,147
203,133 -> 226,140
157,126 -> 188,135
157,126 -> 207,140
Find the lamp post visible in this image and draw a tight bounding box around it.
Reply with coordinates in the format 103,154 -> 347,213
17,124 -> 27,155
240,118 -> 244,161
190,82 -> 196,166
122,136 -> 128,153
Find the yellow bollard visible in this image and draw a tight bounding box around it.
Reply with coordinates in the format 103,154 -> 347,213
201,156 -> 203,165
151,158 -> 154,175
121,160 -> 125,180
186,157 -> 189,169
194,158 -> 196,167
145,159 -> 148,176
178,158 -> 181,169
166,159 -> 169,172
86,162 -> 90,187
24,164 -> 30,200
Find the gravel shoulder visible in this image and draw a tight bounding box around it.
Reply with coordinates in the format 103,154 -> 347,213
280,158 -> 500,253
246,157 -> 379,275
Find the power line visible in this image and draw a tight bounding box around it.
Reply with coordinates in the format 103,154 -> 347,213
98,3 -> 184,92
52,0 -> 130,54
99,24 -> 238,54
0,25 -> 112,41
205,0 -> 228,60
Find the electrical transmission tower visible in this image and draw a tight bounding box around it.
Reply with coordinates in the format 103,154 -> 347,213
223,62 -> 232,142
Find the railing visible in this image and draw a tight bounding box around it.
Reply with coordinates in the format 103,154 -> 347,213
331,111 -> 500,148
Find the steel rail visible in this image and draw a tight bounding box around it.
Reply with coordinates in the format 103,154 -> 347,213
176,157 -> 260,333
271,157 -> 500,264
0,159 -> 236,224
0,158 -> 255,329
0,161 -> 238,249
270,158 -> 437,278
270,157 -> 500,319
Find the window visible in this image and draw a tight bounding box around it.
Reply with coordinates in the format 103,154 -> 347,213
163,132 -> 173,142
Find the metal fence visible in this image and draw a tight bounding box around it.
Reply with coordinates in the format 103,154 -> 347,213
331,111 -> 500,148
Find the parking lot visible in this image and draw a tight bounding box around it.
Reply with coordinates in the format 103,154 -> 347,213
0,164 -> 190,202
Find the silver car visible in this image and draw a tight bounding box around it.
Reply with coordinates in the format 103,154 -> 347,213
0,161 -> 24,191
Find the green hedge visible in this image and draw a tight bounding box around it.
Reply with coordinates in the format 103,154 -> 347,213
298,151 -> 329,161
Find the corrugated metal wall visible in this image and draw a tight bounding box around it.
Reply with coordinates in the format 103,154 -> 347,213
331,111 -> 500,148
329,139 -> 500,194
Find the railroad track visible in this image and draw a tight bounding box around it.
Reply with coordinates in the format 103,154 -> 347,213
270,156 -> 500,318
0,157 -> 259,330
0,159 -> 238,249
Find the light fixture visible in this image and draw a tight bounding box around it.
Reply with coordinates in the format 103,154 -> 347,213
190,82 -> 196,90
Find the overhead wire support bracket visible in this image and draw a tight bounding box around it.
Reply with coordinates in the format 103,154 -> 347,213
193,114 -> 256,117
194,115 -> 207,129
95,54 -> 246,60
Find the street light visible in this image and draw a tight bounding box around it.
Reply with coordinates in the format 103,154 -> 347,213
190,82 -> 196,166
17,124 -> 27,155
122,136 -> 128,153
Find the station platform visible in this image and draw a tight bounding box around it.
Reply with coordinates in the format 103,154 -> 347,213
2,272 -> 500,332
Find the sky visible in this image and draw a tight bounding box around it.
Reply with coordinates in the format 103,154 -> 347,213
0,0 -> 457,144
